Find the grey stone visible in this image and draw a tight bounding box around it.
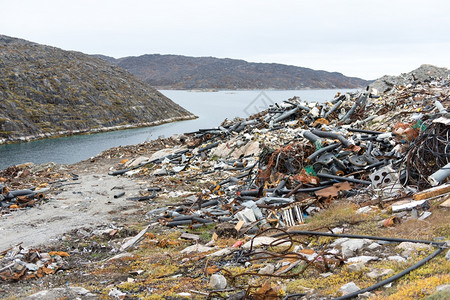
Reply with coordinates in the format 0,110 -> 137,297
258,264 -> 275,275
207,248 -> 232,257
339,282 -> 360,295
209,274 -> 227,289
395,242 -> 432,258
358,292 -> 375,299
347,256 -> 378,264
347,263 -> 365,272
356,206 -> 372,214
25,287 -> 97,299
341,239 -> 367,258
180,244 -> 214,254
367,242 -> 381,250
366,268 -> 393,280
387,255 -> 406,263
445,249 -> 450,261
330,238 -> 349,247
435,284 -> 450,293
332,227 -> 344,234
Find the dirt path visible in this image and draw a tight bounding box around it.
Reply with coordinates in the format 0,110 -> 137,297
0,172 -> 144,250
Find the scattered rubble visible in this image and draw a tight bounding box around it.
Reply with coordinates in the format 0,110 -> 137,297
1,68 -> 449,299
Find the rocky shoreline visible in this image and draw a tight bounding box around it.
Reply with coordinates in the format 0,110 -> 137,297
0,114 -> 197,145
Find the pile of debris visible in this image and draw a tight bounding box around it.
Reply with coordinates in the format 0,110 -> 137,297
1,67 -> 449,299
0,164 -> 77,216
100,73 -> 450,299
109,76 -> 450,232
0,245 -> 70,281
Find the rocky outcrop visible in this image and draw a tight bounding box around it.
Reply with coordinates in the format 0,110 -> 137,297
97,54 -> 369,90
0,35 -> 195,143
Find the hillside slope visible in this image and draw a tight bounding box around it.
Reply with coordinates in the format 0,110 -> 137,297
100,54 -> 369,90
0,35 -> 195,143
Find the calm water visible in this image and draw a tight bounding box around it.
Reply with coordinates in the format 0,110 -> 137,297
0,89 -> 354,170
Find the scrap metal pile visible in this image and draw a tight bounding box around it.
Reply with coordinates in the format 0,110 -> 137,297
110,76 -> 450,231
0,183 -> 49,214
0,165 -> 76,216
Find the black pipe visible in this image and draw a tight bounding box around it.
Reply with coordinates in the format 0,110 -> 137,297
108,169 -> 130,176
198,141 -> 221,152
9,189 -> 35,197
201,199 -> 219,208
273,107 -> 300,123
172,215 -> 194,221
364,161 -> 385,170
332,248 -> 444,300
126,192 -> 156,201
306,143 -> 341,162
311,129 -> 353,148
238,196 -> 257,201
302,130 -> 324,145
273,179 -> 286,196
167,220 -> 193,227
272,231 -> 446,247
113,192 -> 125,199
341,102 -> 358,122
317,173 -> 371,185
324,100 -> 343,119
192,216 -> 215,224
348,128 -> 384,135
239,190 -> 260,196
147,187 -> 162,192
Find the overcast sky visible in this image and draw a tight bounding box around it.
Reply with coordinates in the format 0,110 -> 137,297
2,0 -> 449,80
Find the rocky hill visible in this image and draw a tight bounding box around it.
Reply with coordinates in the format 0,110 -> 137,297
0,35 -> 195,143
99,54 -> 369,90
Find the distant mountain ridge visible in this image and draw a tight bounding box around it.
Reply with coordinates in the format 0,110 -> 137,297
97,54 -> 369,90
0,35 -> 195,143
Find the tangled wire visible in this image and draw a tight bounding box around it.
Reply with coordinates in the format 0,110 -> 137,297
259,143 -> 314,184
404,121 -> 450,188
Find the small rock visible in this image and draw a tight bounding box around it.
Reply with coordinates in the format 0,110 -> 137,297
341,239 -> 367,258
347,263 -> 365,272
242,236 -> 289,249
358,292 -> 375,299
347,256 -> 378,264
332,227 -> 344,234
180,244 -> 214,254
339,282 -> 360,295
366,268 -> 393,280
25,287 -> 97,299
435,284 -> 450,293
108,288 -> 126,298
320,272 -> 333,278
367,242 -> 381,250
387,255 -> 406,263
395,242 -> 432,258
258,264 -> 275,275
107,252 -> 134,262
207,248 -> 232,257
445,249 -> 450,261
177,292 -> 192,297
356,206 -> 372,214
330,238 -> 349,247
209,274 -> 227,289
